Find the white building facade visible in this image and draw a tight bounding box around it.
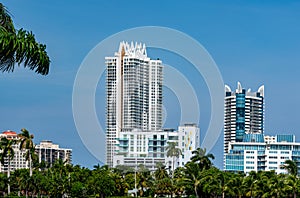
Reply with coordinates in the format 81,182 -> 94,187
106,41 -> 163,167
0,131 -> 72,173
0,131 -> 28,173
35,140 -> 72,166
225,134 -> 300,174
178,123 -> 200,166
113,124 -> 200,171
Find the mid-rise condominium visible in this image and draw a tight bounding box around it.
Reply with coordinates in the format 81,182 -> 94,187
106,41 -> 163,167
0,131 -> 72,173
113,124 -> 200,170
0,131 -> 28,173
225,133 -> 300,174
35,140 -> 72,166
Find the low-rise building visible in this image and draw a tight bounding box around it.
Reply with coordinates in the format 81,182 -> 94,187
113,124 -> 200,170
225,133 -> 300,174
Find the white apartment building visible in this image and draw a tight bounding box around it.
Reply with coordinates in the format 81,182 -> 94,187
178,123 -> 200,166
0,130 -> 28,173
35,140 -> 72,166
113,124 -> 200,171
0,131 -> 72,173
106,41 -> 163,167
225,134 -> 300,174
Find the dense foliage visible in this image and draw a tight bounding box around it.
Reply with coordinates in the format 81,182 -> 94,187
0,3 -> 50,75
0,144 -> 299,197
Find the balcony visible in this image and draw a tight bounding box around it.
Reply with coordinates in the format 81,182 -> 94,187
116,138 -> 129,141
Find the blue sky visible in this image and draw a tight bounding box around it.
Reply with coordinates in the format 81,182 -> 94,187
1,0 -> 300,169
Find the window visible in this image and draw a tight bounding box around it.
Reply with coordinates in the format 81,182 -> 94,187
269,151 -> 277,154
281,151 -> 289,154
280,156 -> 289,159
269,156 -> 278,159
269,161 -> 277,164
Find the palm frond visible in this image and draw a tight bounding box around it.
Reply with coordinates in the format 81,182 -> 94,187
0,5 -> 50,75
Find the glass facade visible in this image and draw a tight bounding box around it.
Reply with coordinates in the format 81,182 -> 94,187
225,154 -> 244,171
277,134 -> 294,143
225,133 -> 300,173
236,92 -> 246,142
243,134 -> 264,143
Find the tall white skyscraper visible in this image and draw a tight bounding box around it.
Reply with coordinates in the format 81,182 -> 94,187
105,41 -> 163,167
224,82 -> 264,154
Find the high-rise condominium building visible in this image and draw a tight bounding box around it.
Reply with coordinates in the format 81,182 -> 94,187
224,82 -> 264,154
106,41 -> 163,167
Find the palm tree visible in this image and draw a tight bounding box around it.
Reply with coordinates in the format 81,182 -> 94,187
0,136 -> 17,195
262,173 -> 287,197
284,159 -> 298,176
284,174 -> 300,198
87,165 -> 116,198
18,128 -> 35,177
166,142 -> 182,178
228,172 -> 246,198
202,168 -> 233,198
0,172 -> 7,196
154,163 -> 169,180
183,161 -> 202,198
0,3 -> 14,33
0,3 -> 50,75
152,164 -> 172,197
191,147 -> 215,170
172,167 -> 186,197
244,170 -> 271,198
243,171 -> 259,198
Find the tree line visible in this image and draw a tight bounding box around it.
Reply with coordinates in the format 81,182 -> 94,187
0,142 -> 300,198
1,3 -> 300,198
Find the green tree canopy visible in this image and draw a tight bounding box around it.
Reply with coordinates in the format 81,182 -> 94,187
0,3 -> 50,75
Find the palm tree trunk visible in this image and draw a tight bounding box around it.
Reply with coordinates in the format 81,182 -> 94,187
29,150 -> 32,177
194,185 -> 199,198
7,157 -> 10,195
172,156 -> 175,178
